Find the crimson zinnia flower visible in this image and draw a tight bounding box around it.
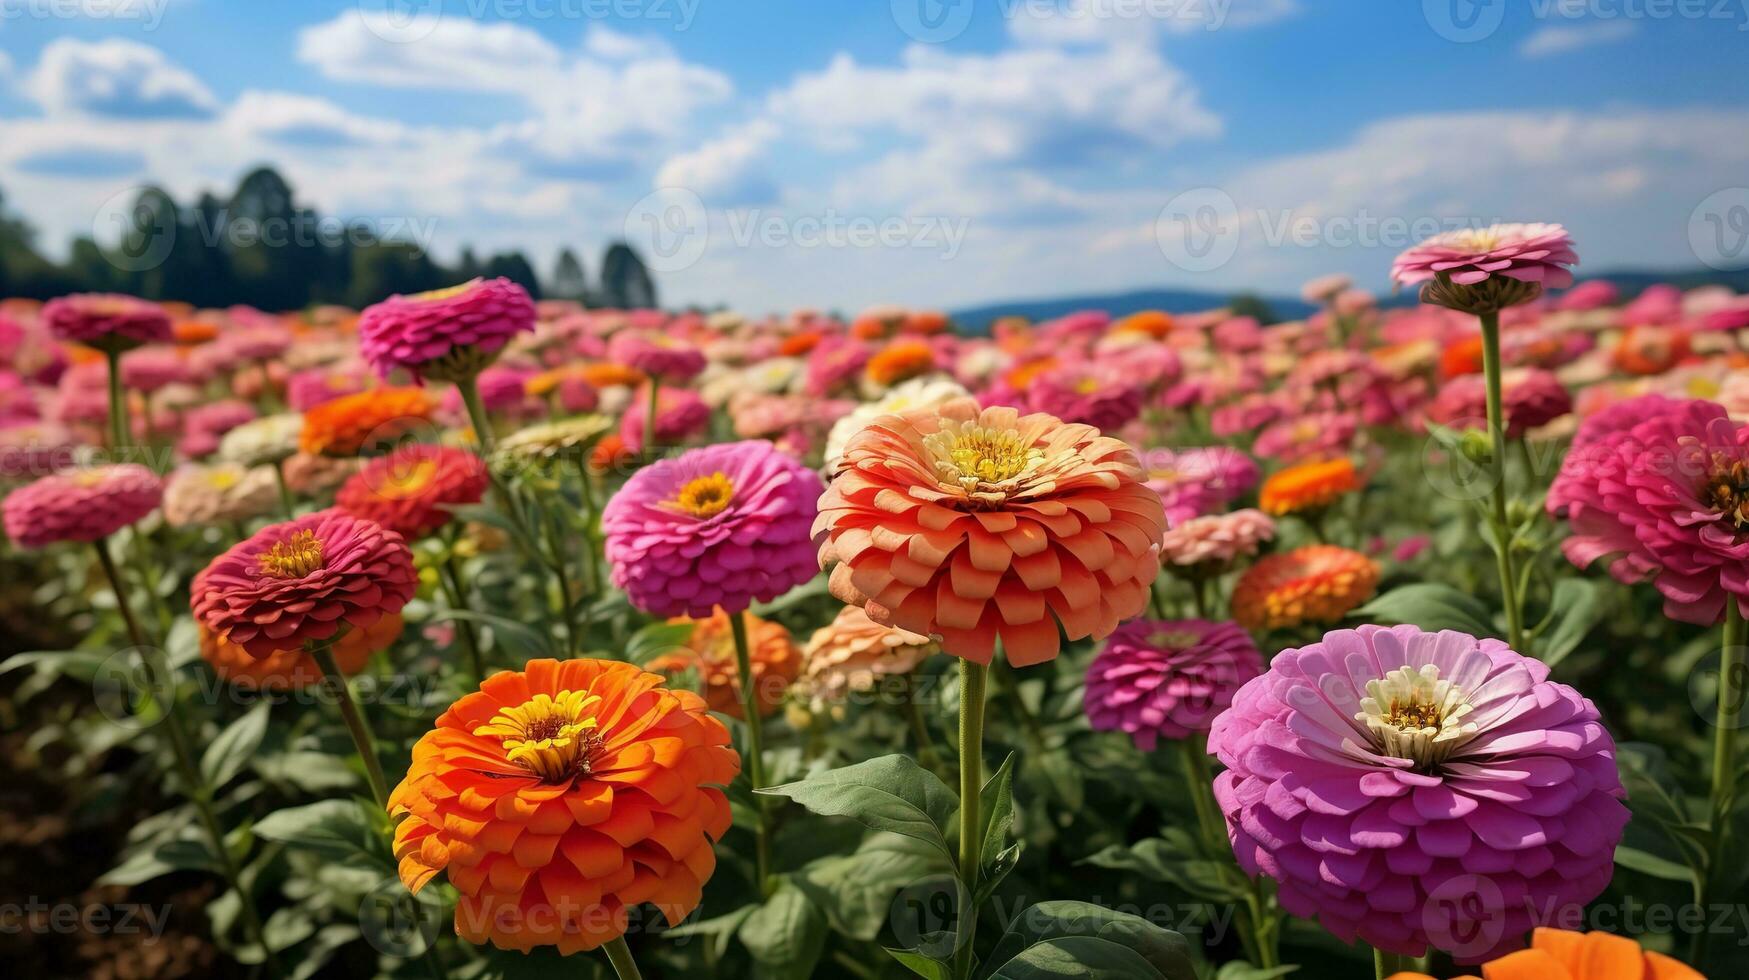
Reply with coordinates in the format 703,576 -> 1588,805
358,278 -> 536,382
41,293 -> 172,351
335,444 -> 488,539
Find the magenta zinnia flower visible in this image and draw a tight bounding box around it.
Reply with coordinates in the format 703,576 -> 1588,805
1208,625 -> 1627,962
1024,364 -> 1144,432
619,385 -> 710,454
3,464 -> 161,548
1142,446 -> 1260,526
602,440 -> 822,618
1392,224 -> 1578,313
1086,619 -> 1263,749
1430,367 -> 1572,438
608,331 -> 706,381
358,278 -> 536,382
191,510 -> 418,659
40,294 -> 172,351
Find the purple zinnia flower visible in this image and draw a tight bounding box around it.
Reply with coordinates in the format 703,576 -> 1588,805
1086,619 -> 1263,750
1208,625 -> 1627,962
357,278 -> 535,382
602,440 -> 823,618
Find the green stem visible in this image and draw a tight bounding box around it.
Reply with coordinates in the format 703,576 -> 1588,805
455,374 -> 497,455
94,539 -> 279,977
954,660 -> 989,980
311,642 -> 391,806
601,936 -> 644,980
439,555 -> 486,684
574,457 -> 602,596
900,669 -> 946,779
1373,946 -> 1409,978
542,505 -> 580,657
1696,601 -> 1746,967
272,459 -> 296,520
643,380 -> 660,461
1478,311 -> 1525,652
1182,736 -> 1277,968
729,610 -> 772,894
105,348 -> 129,456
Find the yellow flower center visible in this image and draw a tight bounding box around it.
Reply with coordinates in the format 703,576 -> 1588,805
71,470 -> 107,488
1074,377 -> 1101,395
257,529 -> 325,578
1150,629 -> 1200,650
925,423 -> 1044,493
1355,665 -> 1478,769
378,458 -> 438,500
669,472 -> 735,518
474,690 -> 604,783
206,468 -> 240,491
410,281 -> 476,303
1702,453 -> 1749,528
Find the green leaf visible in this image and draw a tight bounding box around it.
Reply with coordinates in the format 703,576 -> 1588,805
1354,583 -> 1496,637
437,608 -> 552,658
1614,845 -> 1697,885
978,752 -> 1017,875
1215,964 -> 1300,980
254,799 -> 378,862
978,901 -> 1197,980
201,703 -> 270,789
887,947 -> 955,980
1537,577 -> 1606,668
625,620 -> 695,666
798,833 -> 948,942
1083,831 -> 1246,902
738,881 -> 827,980
99,838 -> 221,886
759,754 -> 957,865
664,903 -> 758,960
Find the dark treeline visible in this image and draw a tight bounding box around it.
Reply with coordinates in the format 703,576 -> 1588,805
0,166 -> 658,311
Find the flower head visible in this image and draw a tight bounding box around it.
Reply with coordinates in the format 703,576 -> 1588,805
200,612 -> 401,691
218,413 -> 305,467
388,658 -> 737,954
1024,363 -> 1145,432
865,339 -> 938,389
335,444 -> 488,539
1209,626 -> 1628,961
608,331 -> 706,381
191,510 -> 417,658
797,604 -> 937,707
1160,508 -> 1276,570
1259,458 -> 1362,516
648,609 -> 802,719
1391,224 -> 1577,314
1143,446 -> 1261,526
1231,544 -> 1378,630
618,386 -> 710,455
3,464 -> 162,548
1085,618 -> 1263,749
602,440 -> 823,617
816,398 -> 1165,666
41,294 -> 172,351
1387,926 -> 1704,980
162,463 -> 280,528
358,278 -> 536,381
496,416 -> 615,471
299,387 -> 436,457
1431,369 -> 1572,438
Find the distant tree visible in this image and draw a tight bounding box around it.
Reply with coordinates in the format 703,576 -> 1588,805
1228,293 -> 1280,325
456,247 -> 484,281
550,248 -> 588,300
484,251 -> 541,298
599,242 -> 656,309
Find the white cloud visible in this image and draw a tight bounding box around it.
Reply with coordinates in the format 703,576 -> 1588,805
654,120 -> 781,205
223,91 -> 411,148
26,38 -> 218,119
296,11 -> 562,93
1519,19 -> 1639,58
1009,0 -> 1300,45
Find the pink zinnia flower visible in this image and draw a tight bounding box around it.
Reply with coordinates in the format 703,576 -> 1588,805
1142,446 -> 1260,526
1254,411 -> 1361,464
1025,363 -> 1144,432
1209,625 -> 1628,962
1430,368 -> 1572,438
119,347 -> 187,392
601,440 -> 822,617
222,325 -> 293,362
1392,224 -> 1578,313
1159,509 -> 1275,569
358,278 -> 536,381
40,294 -> 172,351
619,386 -> 710,454
287,366 -> 371,412
191,510 -> 418,659
608,331 -> 707,381
1556,279 -> 1618,311
3,464 -> 162,548
1086,618 -> 1263,749
0,422 -> 76,481
805,336 -> 871,397
1300,274 -> 1354,305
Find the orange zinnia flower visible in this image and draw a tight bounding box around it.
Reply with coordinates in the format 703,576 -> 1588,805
648,609 -> 801,719
198,613 -> 401,690
1440,334 -> 1485,378
1387,926 -> 1704,980
579,362 -> 648,390
1259,457 -> 1362,516
1613,325 -> 1690,376
1113,310 -> 1174,338
865,339 -> 937,388
778,331 -> 824,357
903,310 -> 950,335
390,659 -> 738,954
1230,544 -> 1377,630
299,387 -> 435,457
816,398 -> 1166,666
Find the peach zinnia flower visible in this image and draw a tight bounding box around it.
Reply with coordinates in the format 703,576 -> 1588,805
648,609 -> 802,719
299,387 -> 435,457
816,398 -> 1166,666
1258,457 -> 1362,516
1230,544 -> 1378,630
798,604 -> 937,706
389,659 -> 738,954
199,612 -> 402,691
1386,927 -> 1703,980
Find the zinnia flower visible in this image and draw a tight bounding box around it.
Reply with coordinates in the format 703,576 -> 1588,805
218,413 -> 305,467
199,612 -> 402,691
1231,544 -> 1378,630
1209,626 -> 1629,961
495,416 -> 615,471
865,339 -> 938,390
797,604 -> 937,707
1024,363 -> 1145,432
823,376 -> 970,476
617,386 -> 710,455
388,658 -> 737,953
358,278 -> 536,382
300,387 -> 436,457
648,609 -> 802,718
2,464 -> 162,548
1386,926 -> 1703,980
191,510 -> 417,658
1143,446 -> 1261,526
607,331 -> 706,381
1391,224 -> 1578,314
162,463 -> 280,528
41,294 -> 172,351
1430,368 -> 1572,437
1259,458 -> 1363,516
1085,618 -> 1263,749
1160,509 -> 1276,570
601,440 -> 823,618
335,444 -> 488,539
815,398 -> 1166,666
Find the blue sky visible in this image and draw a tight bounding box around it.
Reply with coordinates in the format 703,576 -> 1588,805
1,0 -> 1745,312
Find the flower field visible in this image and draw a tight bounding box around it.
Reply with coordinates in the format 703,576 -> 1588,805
3,226 -> 1746,980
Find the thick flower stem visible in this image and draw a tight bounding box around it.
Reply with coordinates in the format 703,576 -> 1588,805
271,459 -> 296,519
602,936 -> 645,980
1697,601 -> 1747,966
455,375 -> 497,456
438,556 -> 486,684
94,539 -> 280,977
729,610 -> 773,894
1477,311 -> 1525,652
311,642 -> 392,806
642,380 -> 660,462
544,507 -> 580,657
105,348 -> 129,455
954,659 -> 988,980
572,458 -> 603,597
900,669 -> 946,779
1183,736 -> 1278,969
1373,947 -> 1409,979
